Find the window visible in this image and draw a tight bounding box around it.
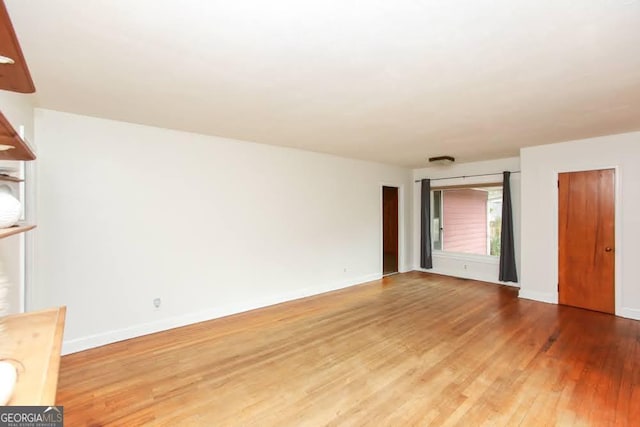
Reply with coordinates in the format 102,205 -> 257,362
432,186 -> 502,256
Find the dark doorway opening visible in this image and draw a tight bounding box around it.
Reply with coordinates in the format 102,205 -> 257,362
382,186 -> 399,276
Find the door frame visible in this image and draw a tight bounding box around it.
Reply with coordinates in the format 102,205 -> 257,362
554,165 -> 622,315
380,183 -> 404,275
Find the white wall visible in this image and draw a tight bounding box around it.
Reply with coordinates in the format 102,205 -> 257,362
32,109 -> 412,353
0,90 -> 35,314
520,131 -> 640,320
413,157 -> 521,285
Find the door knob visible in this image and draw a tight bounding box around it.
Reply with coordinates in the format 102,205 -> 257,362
605,247 -> 613,252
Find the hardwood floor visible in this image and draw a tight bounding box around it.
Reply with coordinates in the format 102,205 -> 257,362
57,272 -> 640,426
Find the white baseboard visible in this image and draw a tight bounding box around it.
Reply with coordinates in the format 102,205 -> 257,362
398,264 -> 411,273
62,273 -> 382,355
413,267 -> 519,287
518,289 -> 557,304
618,307 -> 640,321
519,293 -> 640,320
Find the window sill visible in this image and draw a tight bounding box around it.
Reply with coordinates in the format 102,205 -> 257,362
433,251 -> 499,264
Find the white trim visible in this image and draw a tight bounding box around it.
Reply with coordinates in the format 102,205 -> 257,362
619,307 -> 640,321
24,157 -> 36,312
62,273 -> 382,355
18,234 -> 25,313
398,184 -> 407,273
518,289 -> 557,304
614,167 -> 623,317
17,161 -> 25,313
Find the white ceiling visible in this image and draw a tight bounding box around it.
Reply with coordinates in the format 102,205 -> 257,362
7,0 -> 640,167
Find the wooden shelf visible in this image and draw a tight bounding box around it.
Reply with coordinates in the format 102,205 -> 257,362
0,110 -> 36,160
0,307 -> 66,405
0,1 -> 38,160
0,224 -> 35,239
0,0 -> 35,93
0,174 -> 22,182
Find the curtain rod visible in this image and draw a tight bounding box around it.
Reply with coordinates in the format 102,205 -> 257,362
413,170 -> 520,183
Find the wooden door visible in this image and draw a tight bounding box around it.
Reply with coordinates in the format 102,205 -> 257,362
382,186 -> 399,275
558,169 -> 615,314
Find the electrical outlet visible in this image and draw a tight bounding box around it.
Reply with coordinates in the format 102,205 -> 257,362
463,264 -> 468,270
343,267 -> 347,273
153,298 -> 161,309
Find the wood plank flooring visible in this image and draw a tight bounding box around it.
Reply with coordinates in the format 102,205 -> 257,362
57,272 -> 640,426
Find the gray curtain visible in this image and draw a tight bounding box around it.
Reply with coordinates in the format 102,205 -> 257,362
420,179 -> 433,269
499,171 -> 518,282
